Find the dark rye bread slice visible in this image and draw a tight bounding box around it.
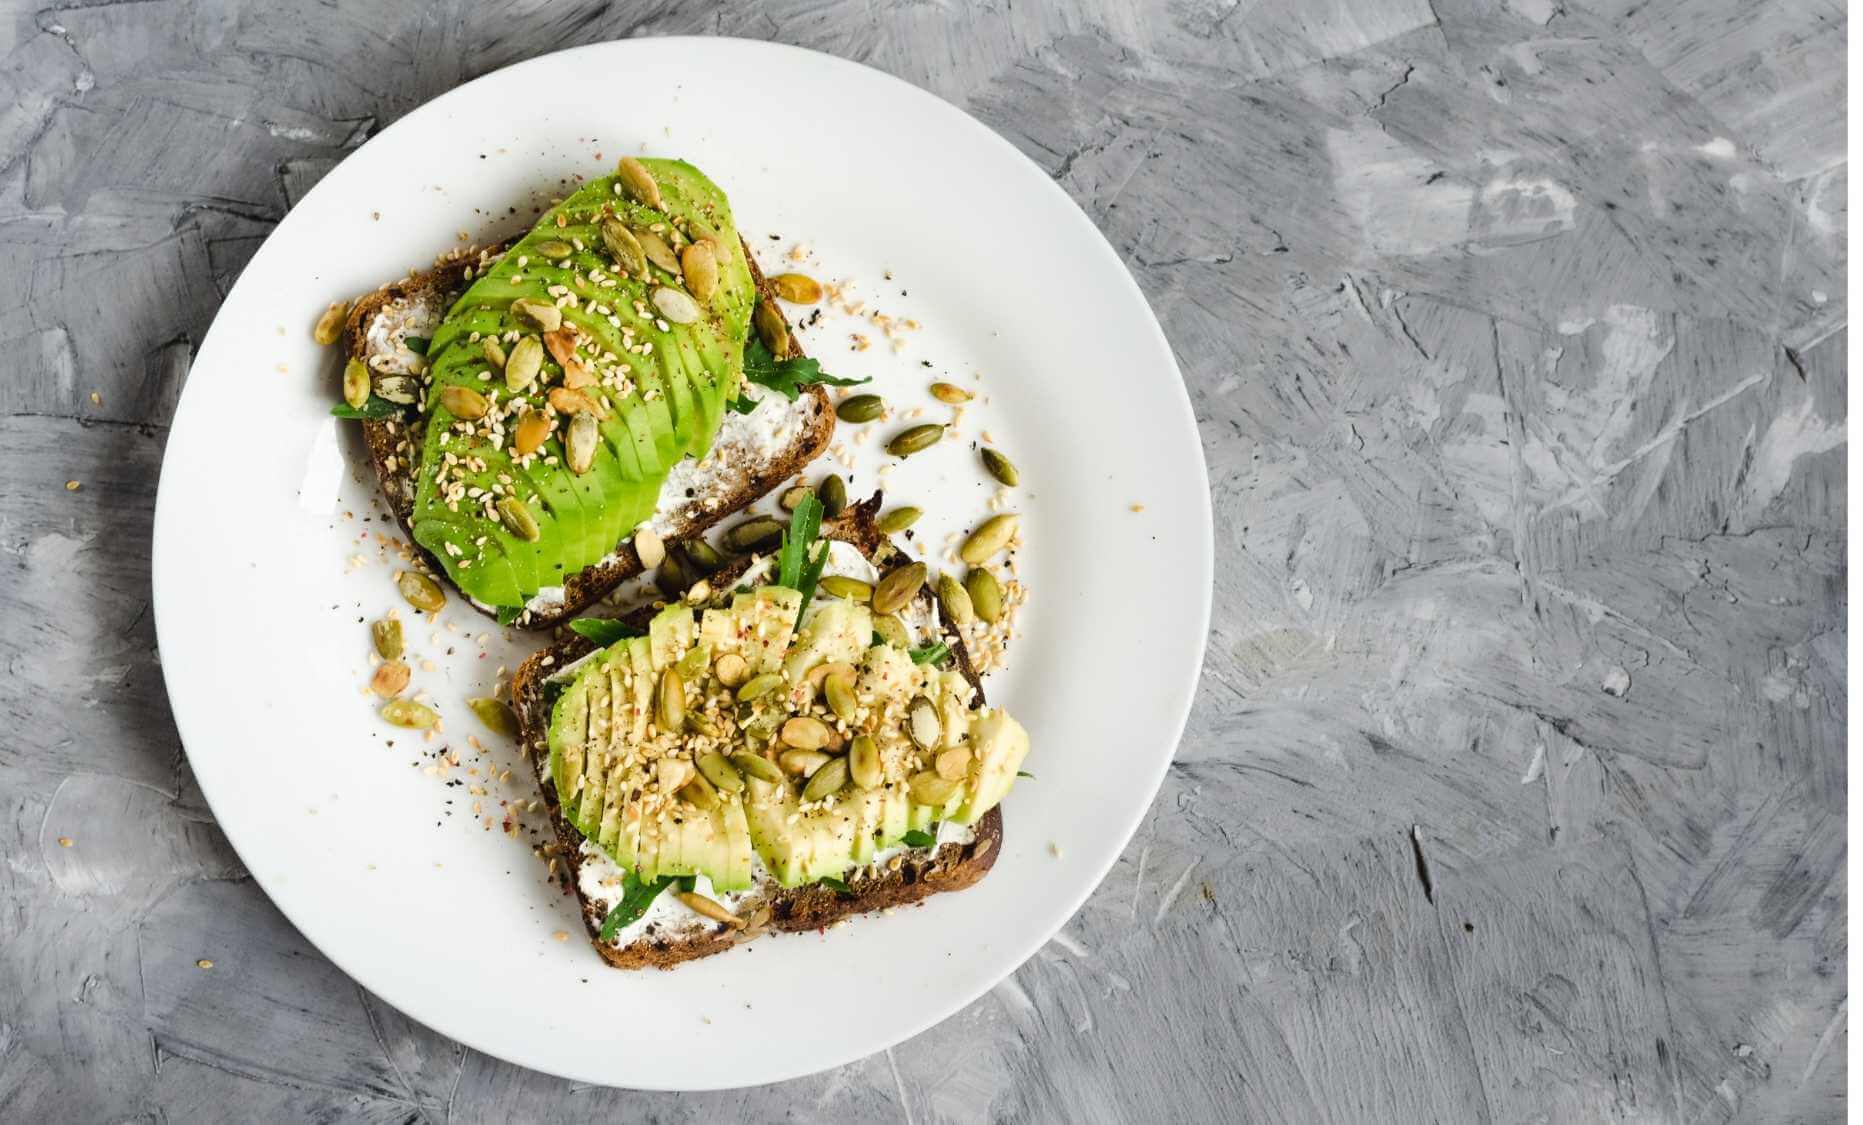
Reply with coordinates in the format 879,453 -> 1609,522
511,496 -> 1003,970
344,240 -> 835,630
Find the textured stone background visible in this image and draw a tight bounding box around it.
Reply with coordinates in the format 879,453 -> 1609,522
0,0 -> 1846,1120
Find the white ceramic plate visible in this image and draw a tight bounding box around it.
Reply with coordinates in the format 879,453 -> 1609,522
153,38 -> 1209,1090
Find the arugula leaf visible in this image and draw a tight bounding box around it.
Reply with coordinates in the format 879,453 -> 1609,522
727,395 -> 760,415
495,605 -> 523,626
777,493 -> 824,589
404,335 -> 431,355
674,875 -> 698,894
569,618 -> 643,646
909,642 -> 951,667
901,829 -> 937,849
794,542 -> 830,626
817,876 -> 852,895
330,396 -> 402,420
598,872 -> 675,942
741,337 -> 868,401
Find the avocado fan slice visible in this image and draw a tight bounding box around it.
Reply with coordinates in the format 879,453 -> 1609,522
407,158 -> 754,611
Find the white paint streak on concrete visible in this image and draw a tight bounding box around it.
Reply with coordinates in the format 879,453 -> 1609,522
1327,123 -> 1474,257
1734,395 -> 1846,525
1154,861 -> 1198,926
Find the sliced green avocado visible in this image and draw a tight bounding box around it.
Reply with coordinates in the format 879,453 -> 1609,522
544,590 -> 1031,894
408,158 -> 755,610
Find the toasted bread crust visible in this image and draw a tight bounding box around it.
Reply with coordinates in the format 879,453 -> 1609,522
345,241 -> 835,630
512,496 -> 1003,969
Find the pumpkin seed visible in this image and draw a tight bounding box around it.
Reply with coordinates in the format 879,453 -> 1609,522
906,695 -> 941,750
653,287 -> 702,324
657,667 -> 686,733
682,539 -> 724,573
636,229 -> 680,274
959,514 -> 1019,564
676,890 -> 743,928
779,485 -> 813,511
370,661 -> 410,698
469,697 -> 519,737
440,385 -> 490,420
781,715 -> 832,750
697,752 -> 745,794
818,575 -> 872,603
657,758 -> 695,794
513,411 -> 552,457
381,699 -> 439,729
935,746 -> 972,782
600,219 -> 647,275
655,550 -> 688,598
803,661 -> 856,693
681,241 -> 718,302
849,734 -> 882,789
824,672 -> 857,722
723,516 -> 785,553
481,336 -> 507,369
565,412 -> 598,474
772,272 -> 823,304
754,300 -> 790,357
801,756 -> 849,802
313,301 -> 349,346
908,770 -> 958,806
542,328 -> 578,369
819,474 -> 847,517
937,574 -> 975,625
370,618 -> 403,660
677,775 -> 719,810
342,358 -> 370,409
616,156 -> 663,208
730,751 -> 784,784
632,527 -> 665,568
965,567 -> 1004,623
873,614 -> 909,648
981,447 -> 1019,486
930,382 -> 974,404
713,652 -> 750,687
534,239 -> 574,260
510,297 -> 562,332
779,749 -> 830,778
397,570 -> 446,613
836,394 -> 885,423
887,423 -> 945,457
877,506 -> 922,534
547,386 -> 604,416
737,672 -> 784,703
871,561 -> 927,616
497,496 -> 541,542
676,644 -> 710,681
374,375 -> 419,404
505,335 -> 543,391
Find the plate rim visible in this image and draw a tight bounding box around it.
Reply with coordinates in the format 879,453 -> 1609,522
152,35 -> 1213,1090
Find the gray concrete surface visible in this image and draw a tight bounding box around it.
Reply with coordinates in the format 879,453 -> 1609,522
0,1 -> 1845,1120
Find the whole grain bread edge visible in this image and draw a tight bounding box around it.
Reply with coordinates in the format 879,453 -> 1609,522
511,495 -> 1003,970
345,240 -> 835,630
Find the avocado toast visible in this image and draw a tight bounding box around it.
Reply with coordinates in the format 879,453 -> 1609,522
342,158 -> 838,629
511,496 -> 1031,968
